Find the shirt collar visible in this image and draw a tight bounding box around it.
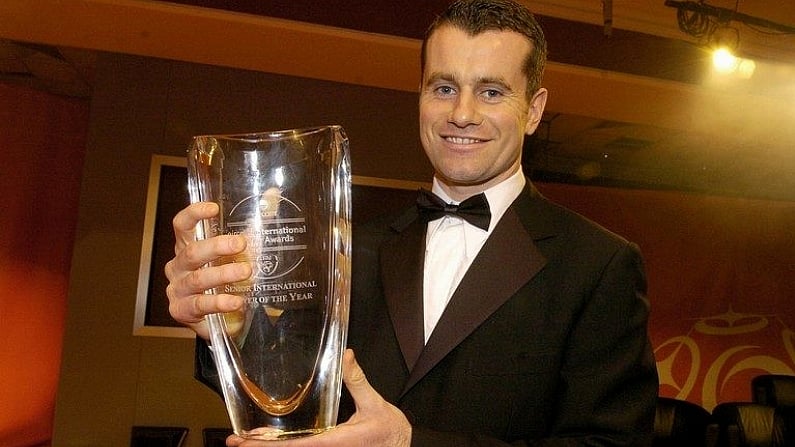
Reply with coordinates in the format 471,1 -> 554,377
431,168 -> 525,232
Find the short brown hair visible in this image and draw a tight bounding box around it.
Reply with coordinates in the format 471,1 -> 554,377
421,0 -> 547,99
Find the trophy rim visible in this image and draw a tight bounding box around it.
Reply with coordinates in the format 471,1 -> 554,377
192,125 -> 344,143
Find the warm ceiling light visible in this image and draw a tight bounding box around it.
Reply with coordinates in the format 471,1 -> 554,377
711,47 -> 757,79
712,47 -> 739,73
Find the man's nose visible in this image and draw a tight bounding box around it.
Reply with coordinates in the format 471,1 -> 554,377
448,92 -> 481,127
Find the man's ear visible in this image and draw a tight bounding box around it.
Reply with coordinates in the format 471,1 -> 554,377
524,88 -> 548,135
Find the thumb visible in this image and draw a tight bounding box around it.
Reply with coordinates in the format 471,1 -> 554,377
341,349 -> 378,410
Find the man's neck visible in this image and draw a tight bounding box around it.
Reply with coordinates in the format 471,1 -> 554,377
433,166 -> 523,202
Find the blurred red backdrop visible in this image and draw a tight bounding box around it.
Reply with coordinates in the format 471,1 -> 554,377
0,83 -> 88,447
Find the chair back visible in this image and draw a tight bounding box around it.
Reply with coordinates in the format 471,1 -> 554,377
653,397 -> 714,447
711,402 -> 795,447
752,375 -> 795,407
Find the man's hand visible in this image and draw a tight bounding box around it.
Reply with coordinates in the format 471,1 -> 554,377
164,202 -> 251,339
228,349 -> 412,447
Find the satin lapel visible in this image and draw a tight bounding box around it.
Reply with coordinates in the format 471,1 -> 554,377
380,218 -> 426,371
403,207 -> 547,395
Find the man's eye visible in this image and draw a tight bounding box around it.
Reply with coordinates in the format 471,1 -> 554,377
436,85 -> 455,95
483,89 -> 503,99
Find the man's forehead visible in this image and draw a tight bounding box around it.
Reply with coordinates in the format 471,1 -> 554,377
426,26 -> 532,59
423,27 -> 531,84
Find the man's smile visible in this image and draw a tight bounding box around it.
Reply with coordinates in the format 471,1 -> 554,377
443,136 -> 487,145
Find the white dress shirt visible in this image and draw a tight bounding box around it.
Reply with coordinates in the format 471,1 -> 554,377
422,169 -> 526,343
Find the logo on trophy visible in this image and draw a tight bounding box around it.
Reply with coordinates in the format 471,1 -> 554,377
257,253 -> 280,278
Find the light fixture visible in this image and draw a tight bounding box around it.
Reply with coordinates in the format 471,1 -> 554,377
665,1 -> 795,79
706,25 -> 753,77
712,47 -> 738,73
665,1 -> 795,35
710,48 -> 756,78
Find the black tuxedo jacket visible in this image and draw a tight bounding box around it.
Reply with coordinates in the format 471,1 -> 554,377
196,180 -> 658,446
341,180 -> 657,446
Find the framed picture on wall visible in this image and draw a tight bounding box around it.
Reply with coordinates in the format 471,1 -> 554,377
133,154 -> 428,337
133,155 -> 194,337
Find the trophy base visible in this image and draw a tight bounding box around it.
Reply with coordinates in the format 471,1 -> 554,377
240,426 -> 333,441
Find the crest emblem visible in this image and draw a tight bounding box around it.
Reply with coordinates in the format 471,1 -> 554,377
257,253 -> 280,278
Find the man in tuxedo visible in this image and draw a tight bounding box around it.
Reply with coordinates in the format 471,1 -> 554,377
166,0 -> 659,445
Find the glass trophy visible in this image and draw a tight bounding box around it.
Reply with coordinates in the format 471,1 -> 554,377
187,125 -> 351,440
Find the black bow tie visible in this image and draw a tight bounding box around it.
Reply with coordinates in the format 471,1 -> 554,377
416,189 -> 491,231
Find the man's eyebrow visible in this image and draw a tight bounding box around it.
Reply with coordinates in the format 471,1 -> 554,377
424,73 -> 514,90
476,76 -> 513,92
423,72 -> 457,85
